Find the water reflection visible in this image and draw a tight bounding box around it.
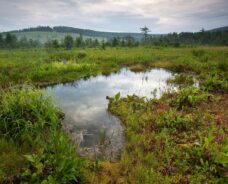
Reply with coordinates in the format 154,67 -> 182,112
44,68 -> 172,160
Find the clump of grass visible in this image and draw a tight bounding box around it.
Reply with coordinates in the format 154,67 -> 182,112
0,89 -> 59,140
0,89 -> 86,183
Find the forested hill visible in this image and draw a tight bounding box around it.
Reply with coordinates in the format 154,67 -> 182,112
9,26 -> 145,41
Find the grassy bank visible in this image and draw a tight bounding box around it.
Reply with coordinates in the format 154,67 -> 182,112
0,46 -> 227,183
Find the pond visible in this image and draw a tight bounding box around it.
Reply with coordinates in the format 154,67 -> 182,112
44,68 -> 173,160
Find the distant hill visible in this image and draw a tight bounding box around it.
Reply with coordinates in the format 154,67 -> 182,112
5,26 -> 146,43
207,26 -> 228,32
8,31 -> 94,44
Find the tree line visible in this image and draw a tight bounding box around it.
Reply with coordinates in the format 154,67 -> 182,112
140,26 -> 228,47
0,32 -> 138,49
0,27 -> 228,49
0,33 -> 41,49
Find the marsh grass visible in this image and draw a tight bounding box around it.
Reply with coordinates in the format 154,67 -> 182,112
0,47 -> 227,88
0,46 -> 227,183
0,89 -> 86,183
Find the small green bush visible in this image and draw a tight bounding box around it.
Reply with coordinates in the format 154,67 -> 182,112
156,109 -> 193,131
200,73 -> 228,93
170,87 -> 208,109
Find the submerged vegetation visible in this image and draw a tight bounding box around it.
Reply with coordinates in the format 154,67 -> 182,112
0,46 -> 227,183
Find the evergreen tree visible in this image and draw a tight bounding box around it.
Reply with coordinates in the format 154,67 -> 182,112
112,37 -> 118,47
75,34 -> 83,47
125,35 -> 135,47
5,33 -> 18,49
0,34 -> 3,48
101,40 -> 106,50
64,35 -> 74,50
140,26 -> 150,44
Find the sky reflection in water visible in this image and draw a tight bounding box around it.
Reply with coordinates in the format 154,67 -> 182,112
44,68 -> 172,158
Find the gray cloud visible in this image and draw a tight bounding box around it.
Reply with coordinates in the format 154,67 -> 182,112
0,0 -> 227,33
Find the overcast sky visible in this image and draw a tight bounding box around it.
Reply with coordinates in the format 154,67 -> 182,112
0,0 -> 228,33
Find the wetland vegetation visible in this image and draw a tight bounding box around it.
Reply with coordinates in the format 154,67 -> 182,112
0,46 -> 227,183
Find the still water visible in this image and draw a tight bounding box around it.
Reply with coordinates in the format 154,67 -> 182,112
44,68 -> 172,160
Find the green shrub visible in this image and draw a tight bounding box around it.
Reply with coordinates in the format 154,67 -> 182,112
170,87 -> 208,109
200,73 -> 228,93
156,109 -> 193,131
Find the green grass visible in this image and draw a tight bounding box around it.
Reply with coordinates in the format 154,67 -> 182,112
0,89 -> 86,183
0,46 -> 228,88
0,46 -> 227,183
